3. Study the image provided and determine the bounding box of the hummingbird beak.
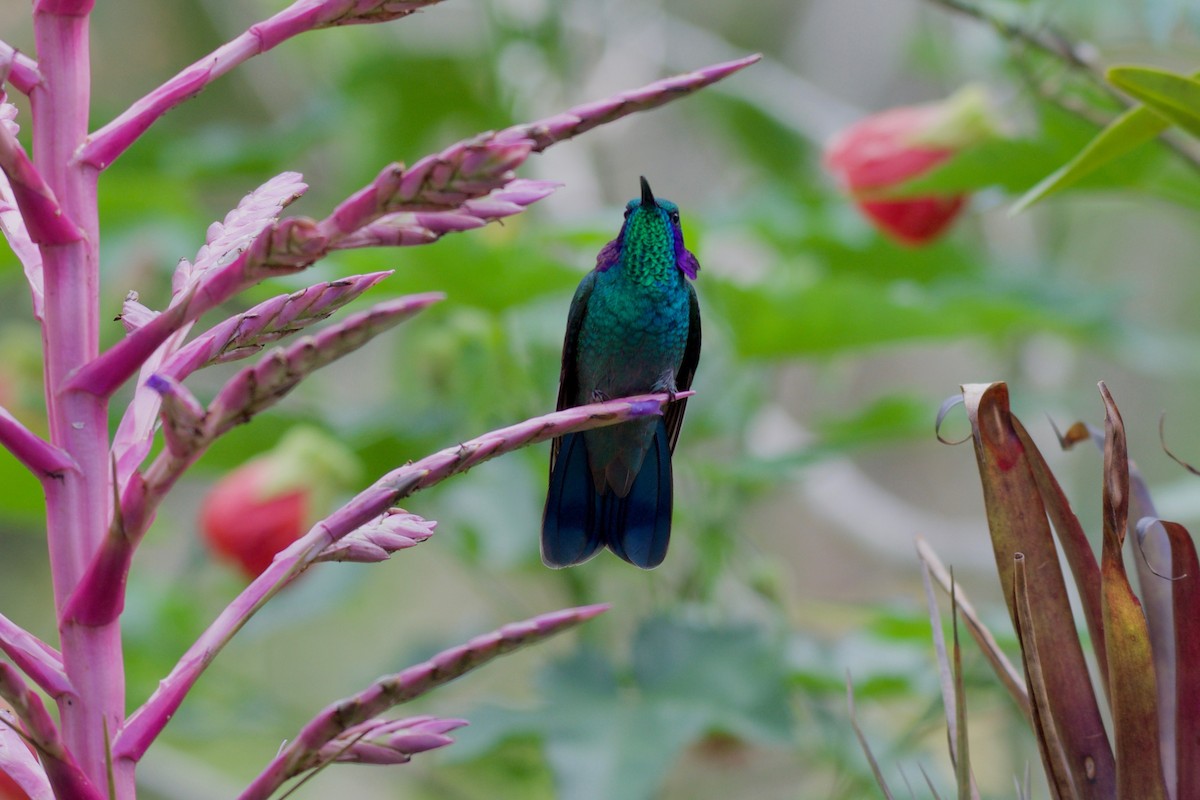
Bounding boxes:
[639,176,657,208]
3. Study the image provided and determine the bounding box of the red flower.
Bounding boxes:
[200,458,309,578]
[199,428,361,579]
[824,87,995,246]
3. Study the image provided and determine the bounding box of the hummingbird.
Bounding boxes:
[542,176,701,569]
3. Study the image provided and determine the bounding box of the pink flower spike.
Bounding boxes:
[145,375,206,457]
[330,180,560,250]
[180,171,308,292]
[205,293,444,437]
[315,715,467,765]
[163,271,393,378]
[498,54,761,151]
[117,291,159,334]
[316,509,437,563]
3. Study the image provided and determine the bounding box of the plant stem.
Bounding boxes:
[30,4,131,795]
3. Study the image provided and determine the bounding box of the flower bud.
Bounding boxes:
[824,86,997,246]
[199,427,361,578]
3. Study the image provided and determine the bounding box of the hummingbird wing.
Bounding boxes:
[664,281,700,453]
[549,270,596,467]
[543,271,604,568]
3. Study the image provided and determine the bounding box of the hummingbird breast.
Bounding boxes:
[575,269,691,402]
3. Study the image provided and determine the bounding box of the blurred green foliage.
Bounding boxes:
[3,0,1200,797]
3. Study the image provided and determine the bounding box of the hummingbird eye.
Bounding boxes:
[623,207,633,219]
[668,210,680,224]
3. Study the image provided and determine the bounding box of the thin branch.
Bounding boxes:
[0,40,42,94]
[113,391,687,763]
[915,536,1031,721]
[0,119,83,245]
[0,405,78,479]
[0,611,71,699]
[160,271,394,376]
[922,0,1200,173]
[922,0,1106,82]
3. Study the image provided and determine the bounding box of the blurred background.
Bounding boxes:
[3,0,1200,797]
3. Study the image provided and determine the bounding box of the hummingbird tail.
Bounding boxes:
[604,419,672,569]
[542,422,673,569]
[542,432,605,568]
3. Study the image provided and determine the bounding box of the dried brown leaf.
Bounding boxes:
[916,537,1030,722]
[1013,554,1077,800]
[1098,383,1167,800]
[961,382,1114,797]
[846,673,897,800]
[1146,518,1200,800]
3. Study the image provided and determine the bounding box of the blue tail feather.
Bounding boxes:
[542,432,604,567]
[542,422,673,569]
[605,419,672,569]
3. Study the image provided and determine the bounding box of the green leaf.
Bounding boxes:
[892,138,1068,195]
[1013,66,1200,212]
[1011,104,1173,212]
[893,98,1200,209]
[709,272,1112,359]
[1108,65,1200,139]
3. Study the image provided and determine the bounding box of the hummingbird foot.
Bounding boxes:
[653,370,680,402]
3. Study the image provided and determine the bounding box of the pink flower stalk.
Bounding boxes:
[823,86,997,246]
[0,0,756,793]
[109,171,311,492]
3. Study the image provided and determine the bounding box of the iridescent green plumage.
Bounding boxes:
[542,177,701,569]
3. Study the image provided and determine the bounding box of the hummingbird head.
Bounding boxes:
[622,175,679,229]
[597,176,699,279]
